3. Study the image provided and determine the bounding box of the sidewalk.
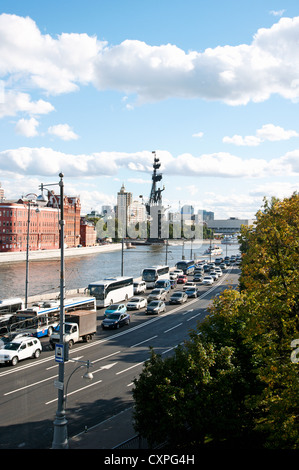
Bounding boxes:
[69,406,141,449]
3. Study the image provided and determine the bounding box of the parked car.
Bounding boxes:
[104,303,127,317]
[133,281,146,294]
[169,291,188,304]
[126,297,147,310]
[146,300,166,315]
[185,287,198,298]
[148,288,168,301]
[202,275,214,285]
[101,312,130,329]
[177,275,188,284]
[0,337,42,366]
[183,281,196,290]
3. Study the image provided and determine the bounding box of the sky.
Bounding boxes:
[0,0,299,219]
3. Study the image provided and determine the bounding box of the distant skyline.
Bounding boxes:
[0,1,298,218]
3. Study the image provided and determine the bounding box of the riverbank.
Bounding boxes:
[0,243,123,264]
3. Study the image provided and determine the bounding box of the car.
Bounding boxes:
[169,272,178,280]
[214,267,222,276]
[177,275,188,284]
[183,281,196,290]
[104,303,127,317]
[172,269,184,276]
[146,300,166,315]
[0,332,33,349]
[169,291,188,304]
[170,279,177,289]
[133,281,146,294]
[101,312,131,329]
[220,262,227,270]
[0,337,42,366]
[209,271,219,281]
[185,287,198,298]
[193,273,203,282]
[148,288,168,301]
[126,296,147,310]
[155,279,171,292]
[202,275,214,285]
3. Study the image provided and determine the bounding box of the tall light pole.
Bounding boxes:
[24,193,39,309]
[39,173,67,448]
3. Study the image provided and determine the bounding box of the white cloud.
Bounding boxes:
[192,132,204,138]
[0,147,298,180]
[47,123,79,141]
[270,10,286,17]
[223,123,299,146]
[15,117,39,137]
[0,90,54,118]
[1,14,299,106]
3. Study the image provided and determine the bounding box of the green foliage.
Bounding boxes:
[132,193,299,449]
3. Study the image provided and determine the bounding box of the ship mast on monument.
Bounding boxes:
[146,151,165,243]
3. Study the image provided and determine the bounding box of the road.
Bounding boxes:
[0,266,240,449]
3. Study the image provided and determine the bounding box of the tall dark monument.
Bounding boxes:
[146,151,165,243]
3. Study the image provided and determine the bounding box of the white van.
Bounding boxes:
[133,281,146,294]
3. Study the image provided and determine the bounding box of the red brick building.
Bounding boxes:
[0,190,81,252]
[80,218,96,247]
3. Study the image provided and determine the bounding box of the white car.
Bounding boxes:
[202,276,214,285]
[183,281,196,290]
[0,337,42,366]
[214,267,223,276]
[172,269,184,276]
[127,296,147,310]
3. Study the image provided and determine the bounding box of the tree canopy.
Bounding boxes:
[132,193,299,449]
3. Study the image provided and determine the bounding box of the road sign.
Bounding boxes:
[55,343,64,363]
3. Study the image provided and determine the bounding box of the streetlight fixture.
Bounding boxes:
[38,173,68,449]
[64,359,93,409]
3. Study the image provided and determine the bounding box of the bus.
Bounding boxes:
[142,265,170,288]
[88,277,134,308]
[9,296,96,338]
[0,298,24,315]
[175,260,195,275]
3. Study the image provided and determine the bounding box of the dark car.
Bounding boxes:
[101,312,130,329]
[146,300,166,315]
[169,291,188,304]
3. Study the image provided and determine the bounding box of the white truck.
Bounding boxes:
[50,310,97,349]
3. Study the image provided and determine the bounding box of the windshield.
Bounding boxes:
[142,269,157,281]
[3,343,20,350]
[105,313,120,320]
[89,285,105,300]
[149,301,159,306]
[107,304,119,310]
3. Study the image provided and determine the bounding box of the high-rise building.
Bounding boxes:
[116,184,132,235]
[0,182,4,201]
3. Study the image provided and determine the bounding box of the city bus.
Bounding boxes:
[9,296,96,338]
[88,277,134,308]
[0,298,24,315]
[175,260,195,275]
[141,265,170,288]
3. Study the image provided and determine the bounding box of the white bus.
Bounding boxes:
[141,265,170,288]
[9,296,96,338]
[88,277,134,308]
[0,298,24,314]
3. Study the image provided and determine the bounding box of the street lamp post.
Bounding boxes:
[39,173,67,448]
[24,193,39,309]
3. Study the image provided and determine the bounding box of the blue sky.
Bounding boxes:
[0,0,298,218]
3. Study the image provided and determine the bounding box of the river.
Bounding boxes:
[0,241,240,299]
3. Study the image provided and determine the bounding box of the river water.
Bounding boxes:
[0,241,240,299]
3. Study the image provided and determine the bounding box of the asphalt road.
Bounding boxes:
[0,266,240,449]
